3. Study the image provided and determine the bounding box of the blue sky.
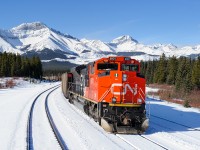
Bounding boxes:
[1,0,200,46]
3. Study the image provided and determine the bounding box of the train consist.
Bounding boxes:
[61,56,149,134]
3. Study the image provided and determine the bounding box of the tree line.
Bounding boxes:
[0,52,42,79]
[140,54,200,93]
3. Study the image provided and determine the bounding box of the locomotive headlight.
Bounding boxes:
[137,98,142,103]
[123,74,127,81]
[112,97,117,103]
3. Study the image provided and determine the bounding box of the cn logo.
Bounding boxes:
[111,83,137,95]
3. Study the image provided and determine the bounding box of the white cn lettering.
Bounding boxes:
[111,83,137,95]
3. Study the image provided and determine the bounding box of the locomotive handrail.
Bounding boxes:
[68,82,84,96]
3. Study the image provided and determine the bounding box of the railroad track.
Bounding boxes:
[45,86,68,150]
[151,114,200,131]
[115,114,200,150]
[150,116,200,148]
[116,134,169,150]
[115,134,140,150]
[139,134,168,150]
[27,85,68,150]
[66,99,168,149]
[65,100,126,149]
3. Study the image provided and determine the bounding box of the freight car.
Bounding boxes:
[62,56,149,134]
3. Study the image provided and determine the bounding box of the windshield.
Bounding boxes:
[122,64,139,71]
[97,63,118,70]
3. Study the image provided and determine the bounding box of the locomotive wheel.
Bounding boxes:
[98,117,101,126]
[68,94,73,104]
[83,104,89,115]
[68,97,72,104]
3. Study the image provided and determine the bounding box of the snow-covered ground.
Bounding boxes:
[0,81,200,150]
[0,80,59,149]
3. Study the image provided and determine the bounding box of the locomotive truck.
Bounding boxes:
[62,56,149,134]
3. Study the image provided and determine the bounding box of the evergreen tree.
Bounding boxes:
[0,52,7,77]
[175,57,192,93]
[30,56,43,79]
[15,55,22,76]
[0,52,43,78]
[145,60,157,84]
[34,56,43,79]
[175,57,185,91]
[10,54,16,76]
[183,58,193,93]
[145,61,151,84]
[140,60,146,76]
[0,53,3,76]
[166,56,178,85]
[192,56,200,89]
[154,53,167,84]
[150,60,157,83]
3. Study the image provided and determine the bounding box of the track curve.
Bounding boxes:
[45,87,68,150]
[27,85,68,150]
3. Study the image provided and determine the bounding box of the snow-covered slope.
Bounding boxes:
[0,22,200,65]
[9,22,79,54]
[109,35,138,52]
[0,29,22,54]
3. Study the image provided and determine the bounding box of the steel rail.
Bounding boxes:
[45,86,68,150]
[27,84,60,150]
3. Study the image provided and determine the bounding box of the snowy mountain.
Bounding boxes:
[0,22,200,66]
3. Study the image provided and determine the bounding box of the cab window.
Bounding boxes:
[97,63,118,70]
[122,64,139,71]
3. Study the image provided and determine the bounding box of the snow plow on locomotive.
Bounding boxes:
[62,56,149,134]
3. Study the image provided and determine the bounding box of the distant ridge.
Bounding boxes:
[0,22,200,67]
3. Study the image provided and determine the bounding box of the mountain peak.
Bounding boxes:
[111,35,138,44]
[11,22,48,31]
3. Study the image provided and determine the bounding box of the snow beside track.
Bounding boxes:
[0,80,58,149]
[48,88,135,150]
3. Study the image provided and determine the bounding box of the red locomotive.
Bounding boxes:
[62,56,149,133]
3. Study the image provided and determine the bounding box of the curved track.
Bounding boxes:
[45,87,68,150]
[27,85,68,150]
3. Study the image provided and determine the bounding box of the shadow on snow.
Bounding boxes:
[145,98,200,134]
